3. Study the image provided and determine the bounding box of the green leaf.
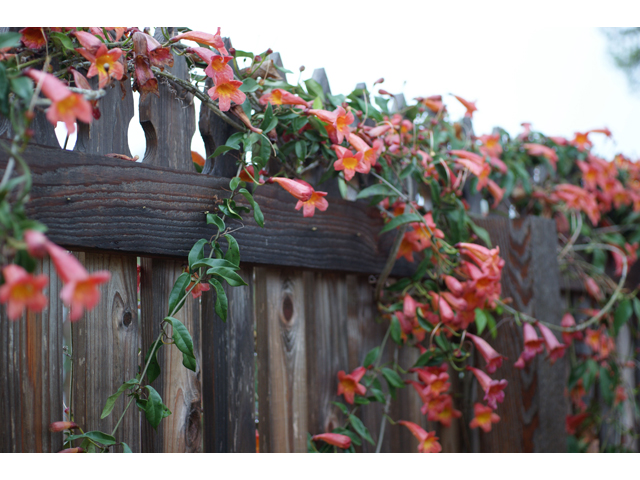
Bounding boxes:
[486,311,497,339]
[122,442,133,453]
[101,378,139,419]
[229,176,241,191]
[390,315,402,345]
[356,183,397,199]
[144,386,171,430]
[168,272,190,316]
[219,199,243,220]
[304,78,325,101]
[67,431,116,446]
[239,77,260,93]
[599,364,614,406]
[188,239,208,271]
[467,218,492,247]
[0,32,21,49]
[208,267,248,287]
[413,349,447,368]
[380,213,423,234]
[239,188,264,227]
[164,317,196,371]
[381,368,404,389]
[294,140,307,160]
[191,258,238,271]
[143,341,161,384]
[474,308,488,335]
[209,278,228,321]
[224,234,240,266]
[368,387,386,404]
[348,415,374,445]
[206,213,225,231]
[233,49,254,59]
[225,132,245,149]
[362,347,380,368]
[49,31,75,51]
[312,96,323,109]
[613,299,633,336]
[262,117,278,134]
[633,298,640,320]
[11,77,33,100]
[354,396,370,405]
[210,144,236,158]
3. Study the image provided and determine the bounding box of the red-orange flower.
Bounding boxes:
[171,28,228,55]
[453,94,477,118]
[187,273,210,299]
[311,433,351,449]
[397,421,442,453]
[269,177,314,202]
[20,27,47,49]
[296,190,329,218]
[208,80,246,112]
[308,106,353,144]
[0,264,48,320]
[469,403,500,432]
[466,333,506,374]
[514,322,545,369]
[24,69,93,134]
[337,366,367,404]
[332,145,369,181]
[561,313,583,345]
[467,366,507,410]
[187,47,234,84]
[49,421,79,433]
[77,44,124,88]
[259,88,309,107]
[46,243,111,321]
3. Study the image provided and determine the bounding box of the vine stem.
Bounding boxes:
[496,243,628,333]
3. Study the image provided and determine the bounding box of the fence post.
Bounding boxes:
[139,27,202,452]
[199,38,256,452]
[70,76,141,452]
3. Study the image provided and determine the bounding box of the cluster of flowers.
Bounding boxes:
[0,231,110,321]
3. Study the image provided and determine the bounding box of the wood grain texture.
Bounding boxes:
[0,258,64,452]
[1,141,418,277]
[139,28,202,453]
[304,272,349,439]
[255,267,308,452]
[71,254,140,451]
[70,76,140,452]
[474,216,568,452]
[201,266,255,452]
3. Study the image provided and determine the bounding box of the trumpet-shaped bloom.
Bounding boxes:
[308,107,353,144]
[208,80,246,112]
[46,243,111,321]
[571,132,592,151]
[397,421,442,453]
[24,229,49,258]
[171,28,228,55]
[453,95,477,118]
[347,133,381,166]
[469,403,500,433]
[311,433,351,449]
[187,273,210,299]
[466,333,506,374]
[337,366,367,404]
[478,134,502,158]
[77,44,124,88]
[296,190,329,218]
[332,145,368,181]
[467,366,507,410]
[536,322,567,364]
[583,276,602,301]
[565,412,589,435]
[49,421,79,433]
[24,69,93,134]
[523,143,558,170]
[269,177,314,202]
[187,47,234,84]
[0,264,48,320]
[20,27,48,49]
[259,88,309,107]
[514,322,545,369]
[74,31,103,54]
[561,313,583,345]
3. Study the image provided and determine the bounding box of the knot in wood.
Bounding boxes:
[122,310,133,327]
[281,295,294,324]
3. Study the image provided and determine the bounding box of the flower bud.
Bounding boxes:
[265,48,273,55]
[299,65,305,72]
[24,230,49,258]
[374,77,384,85]
[254,55,262,63]
[49,421,79,433]
[58,447,84,453]
[229,47,236,56]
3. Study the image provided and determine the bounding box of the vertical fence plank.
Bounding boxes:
[70,77,140,451]
[475,216,567,452]
[0,109,64,452]
[304,272,349,439]
[255,267,308,452]
[139,27,201,452]
[201,266,255,452]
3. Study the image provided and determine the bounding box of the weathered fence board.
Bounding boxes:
[70,77,140,452]
[474,216,568,452]
[139,28,202,453]
[255,267,308,452]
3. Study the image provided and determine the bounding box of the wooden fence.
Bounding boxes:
[1,28,633,453]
